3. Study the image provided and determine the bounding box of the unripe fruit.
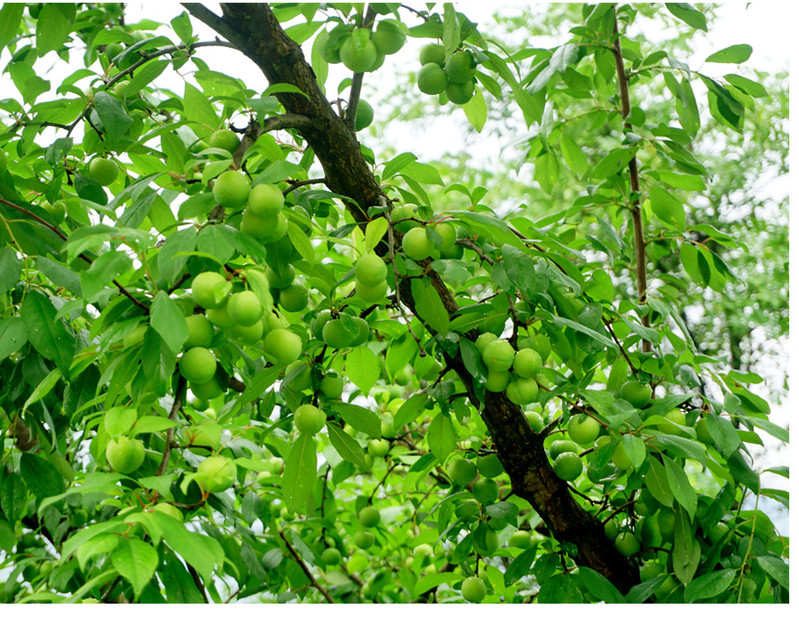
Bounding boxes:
[88,157,119,186]
[248,183,284,217]
[231,320,264,345]
[525,410,544,431]
[612,443,635,471]
[122,324,147,348]
[179,347,217,384]
[294,404,326,434]
[356,279,388,303]
[567,415,601,445]
[354,100,374,131]
[512,348,542,378]
[319,372,344,399]
[355,253,388,287]
[640,560,664,581]
[419,43,445,67]
[358,505,381,528]
[197,455,237,492]
[476,454,503,478]
[695,417,714,444]
[657,509,676,541]
[508,530,533,549]
[506,378,539,405]
[227,290,263,326]
[475,332,498,354]
[548,439,579,459]
[206,304,236,329]
[43,199,67,222]
[266,264,295,289]
[478,529,499,555]
[435,222,456,252]
[208,129,239,153]
[321,547,341,566]
[525,333,551,362]
[353,530,375,549]
[417,63,448,95]
[482,339,515,372]
[323,319,356,349]
[311,310,332,339]
[449,457,477,485]
[152,502,183,522]
[351,317,370,345]
[241,209,288,242]
[553,451,583,481]
[620,381,651,408]
[445,79,475,105]
[367,438,390,457]
[390,203,419,232]
[263,328,302,366]
[614,531,641,556]
[444,50,474,84]
[213,170,250,208]
[191,272,231,309]
[472,478,499,505]
[462,576,486,603]
[485,370,510,393]
[402,227,434,261]
[604,519,620,541]
[659,409,686,435]
[106,436,145,474]
[184,314,214,349]
[190,377,224,401]
[279,283,309,313]
[455,499,480,519]
[340,28,378,73]
[371,20,405,55]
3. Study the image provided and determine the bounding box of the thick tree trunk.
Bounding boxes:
[183,2,638,592]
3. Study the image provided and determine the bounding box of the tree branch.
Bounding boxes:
[612,9,651,353]
[278,529,335,603]
[157,374,187,476]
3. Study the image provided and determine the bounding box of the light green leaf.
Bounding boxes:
[462,85,487,132]
[327,423,366,468]
[330,402,381,438]
[663,456,697,519]
[131,416,180,435]
[364,217,388,252]
[150,291,188,355]
[665,4,708,31]
[0,4,24,52]
[756,556,789,590]
[649,185,686,230]
[287,221,315,264]
[673,507,701,584]
[23,367,61,411]
[346,346,380,395]
[706,44,752,64]
[283,434,317,513]
[183,83,218,139]
[427,413,456,462]
[111,538,158,597]
[36,3,76,56]
[644,456,674,508]
[560,132,588,177]
[411,277,449,335]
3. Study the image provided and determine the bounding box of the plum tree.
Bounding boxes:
[0,3,786,606]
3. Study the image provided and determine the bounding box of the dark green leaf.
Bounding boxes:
[21,291,74,373]
[665,4,708,31]
[756,556,789,590]
[706,44,752,64]
[411,278,449,335]
[0,247,21,295]
[663,456,697,519]
[111,538,158,597]
[93,92,133,141]
[0,318,27,360]
[684,569,735,602]
[327,423,366,468]
[330,402,381,438]
[150,291,188,355]
[427,413,456,462]
[36,3,76,56]
[578,567,625,603]
[283,434,317,514]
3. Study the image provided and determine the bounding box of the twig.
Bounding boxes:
[344,6,377,130]
[156,374,187,476]
[278,529,335,603]
[283,177,327,196]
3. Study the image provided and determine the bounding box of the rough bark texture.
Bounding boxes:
[183,2,638,592]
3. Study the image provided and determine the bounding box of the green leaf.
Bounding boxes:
[411,278,449,336]
[577,567,625,603]
[93,92,133,140]
[157,227,196,285]
[706,44,752,64]
[665,4,708,31]
[649,185,686,230]
[364,217,388,252]
[673,507,701,584]
[36,3,76,56]
[161,551,206,603]
[170,11,193,43]
[684,568,735,602]
[504,546,538,585]
[7,62,50,105]
[724,74,767,98]
[663,456,697,519]
[442,3,459,57]
[23,367,61,411]
[551,315,614,348]
[462,85,487,132]
[0,474,27,524]
[287,221,315,264]
[345,346,380,395]
[0,318,28,361]
[330,402,381,438]
[327,423,366,468]
[21,292,74,373]
[756,556,789,590]
[150,511,223,582]
[0,247,21,295]
[150,291,188,355]
[592,148,636,178]
[127,59,169,95]
[560,132,588,177]
[383,152,417,178]
[111,538,158,597]
[283,434,317,513]
[658,170,706,191]
[80,251,133,302]
[644,456,674,508]
[727,450,760,491]
[0,4,24,52]
[393,393,428,429]
[103,406,138,436]
[20,452,65,499]
[427,413,456,462]
[183,83,218,139]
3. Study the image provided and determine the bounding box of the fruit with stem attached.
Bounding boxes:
[323,319,357,349]
[88,157,119,186]
[620,381,651,408]
[197,455,237,492]
[553,452,583,481]
[476,454,503,478]
[417,63,448,95]
[213,170,250,208]
[461,576,487,603]
[482,339,515,372]
[106,436,145,474]
[371,20,405,55]
[367,439,390,457]
[294,404,326,434]
[614,531,641,556]
[449,457,477,485]
[512,348,542,378]
[248,183,284,217]
[525,410,544,431]
[319,372,344,399]
[209,129,239,153]
[354,100,374,131]
[567,415,601,445]
[402,227,434,261]
[179,347,217,384]
[445,50,474,83]
[191,272,231,309]
[419,43,445,66]
[279,283,309,313]
[506,377,539,405]
[472,478,499,505]
[340,28,377,72]
[358,505,381,527]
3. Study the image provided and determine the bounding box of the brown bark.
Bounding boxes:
[182,2,638,592]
